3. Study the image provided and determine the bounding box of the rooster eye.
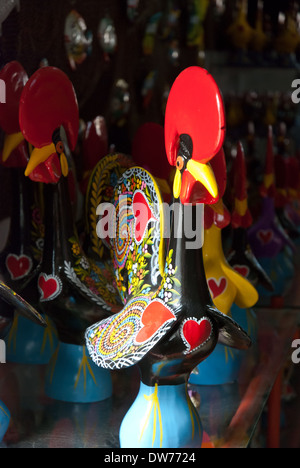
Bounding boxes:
[176,155,185,171]
[56,141,64,154]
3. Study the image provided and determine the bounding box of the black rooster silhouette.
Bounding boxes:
[85,67,251,448]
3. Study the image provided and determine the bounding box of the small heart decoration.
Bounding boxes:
[207,277,227,299]
[132,191,156,243]
[181,317,212,354]
[233,265,250,278]
[38,273,62,302]
[135,300,175,344]
[257,229,273,246]
[6,254,33,280]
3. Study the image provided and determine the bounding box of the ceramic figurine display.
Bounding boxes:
[226,0,254,65]
[249,0,268,65]
[247,127,295,306]
[0,281,46,443]
[127,0,140,22]
[274,123,300,242]
[84,152,134,265]
[0,61,57,364]
[161,0,181,67]
[85,67,251,448]
[186,0,209,64]
[98,15,117,62]
[227,141,274,293]
[284,153,300,242]
[19,66,122,403]
[274,1,300,69]
[64,10,92,71]
[143,12,162,57]
[189,146,258,386]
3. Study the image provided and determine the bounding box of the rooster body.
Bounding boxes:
[19,67,122,402]
[0,61,57,364]
[86,67,251,448]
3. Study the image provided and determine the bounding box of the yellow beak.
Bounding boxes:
[173,168,182,199]
[2,132,25,162]
[24,143,56,176]
[187,159,218,199]
[172,159,218,200]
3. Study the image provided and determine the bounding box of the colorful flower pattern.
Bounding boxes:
[68,235,121,308]
[111,168,164,304]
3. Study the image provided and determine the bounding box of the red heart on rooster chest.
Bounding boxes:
[132,191,156,243]
[135,300,175,344]
[182,318,212,353]
[6,254,33,280]
[38,273,62,302]
[233,265,250,278]
[207,277,227,299]
[257,229,273,245]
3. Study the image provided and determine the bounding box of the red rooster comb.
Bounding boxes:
[0,61,28,135]
[20,67,79,182]
[164,67,226,204]
[0,61,28,166]
[20,67,79,151]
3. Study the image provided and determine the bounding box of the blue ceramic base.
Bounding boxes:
[5,312,58,364]
[120,382,202,448]
[0,401,10,442]
[45,342,112,403]
[189,307,257,386]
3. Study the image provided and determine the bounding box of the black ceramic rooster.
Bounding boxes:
[19,66,123,403]
[85,67,251,448]
[0,61,57,364]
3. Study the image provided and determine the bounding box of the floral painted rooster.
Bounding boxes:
[85,67,251,448]
[19,66,123,403]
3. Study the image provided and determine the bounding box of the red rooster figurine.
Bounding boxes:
[85,67,251,448]
[0,61,57,364]
[228,141,274,292]
[19,66,122,403]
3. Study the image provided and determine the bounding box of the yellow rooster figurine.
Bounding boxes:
[227,0,254,64]
[275,1,300,68]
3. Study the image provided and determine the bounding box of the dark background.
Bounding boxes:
[0,0,298,221]
[0,0,296,124]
